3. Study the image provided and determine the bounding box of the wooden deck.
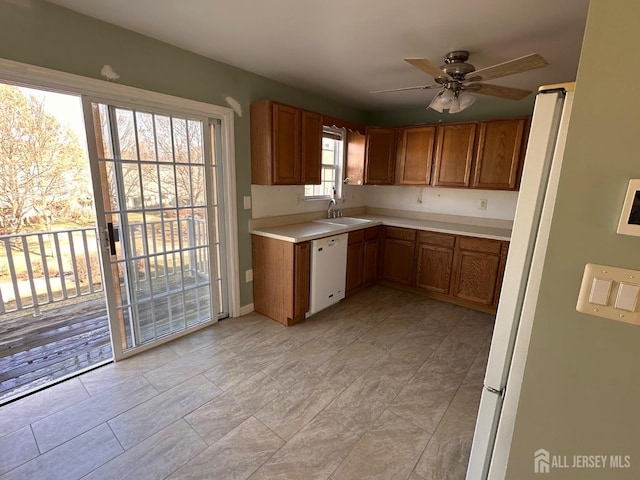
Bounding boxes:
[0,294,112,402]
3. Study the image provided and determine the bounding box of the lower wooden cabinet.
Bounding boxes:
[346,227,380,295]
[362,228,380,285]
[379,226,509,313]
[252,235,309,326]
[451,237,502,306]
[346,230,365,294]
[380,227,416,285]
[252,225,508,324]
[414,231,455,295]
[493,242,509,307]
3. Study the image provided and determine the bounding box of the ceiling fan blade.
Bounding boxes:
[467,83,532,100]
[465,53,548,82]
[370,84,441,94]
[405,58,452,81]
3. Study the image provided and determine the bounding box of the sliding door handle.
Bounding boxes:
[107,222,119,256]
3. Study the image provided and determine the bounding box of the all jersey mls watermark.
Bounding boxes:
[534,449,631,474]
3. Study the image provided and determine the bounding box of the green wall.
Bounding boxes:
[367,95,535,127]
[0,0,542,309]
[506,1,640,478]
[0,0,365,307]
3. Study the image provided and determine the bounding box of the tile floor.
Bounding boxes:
[0,285,493,480]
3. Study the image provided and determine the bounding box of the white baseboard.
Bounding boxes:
[238,303,254,316]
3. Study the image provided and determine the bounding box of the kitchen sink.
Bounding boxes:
[314,217,372,226]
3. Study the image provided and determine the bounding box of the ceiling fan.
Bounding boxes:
[372,50,548,113]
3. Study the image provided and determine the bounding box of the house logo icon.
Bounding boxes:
[535,448,550,474]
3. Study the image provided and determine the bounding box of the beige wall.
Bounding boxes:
[506,2,640,478]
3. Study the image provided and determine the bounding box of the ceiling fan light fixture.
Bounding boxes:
[440,88,455,103]
[448,97,462,114]
[448,91,476,113]
[428,91,446,113]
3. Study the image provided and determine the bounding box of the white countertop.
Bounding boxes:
[250,214,512,243]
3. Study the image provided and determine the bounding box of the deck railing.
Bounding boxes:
[0,227,102,316]
[0,217,208,316]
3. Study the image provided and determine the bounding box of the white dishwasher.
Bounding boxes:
[307,233,348,317]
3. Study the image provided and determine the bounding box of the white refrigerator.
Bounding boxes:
[466,84,575,480]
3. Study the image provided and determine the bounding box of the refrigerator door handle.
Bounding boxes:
[485,386,503,395]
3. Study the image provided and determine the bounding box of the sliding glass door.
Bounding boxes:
[82,99,228,359]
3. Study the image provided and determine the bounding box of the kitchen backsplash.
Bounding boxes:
[364,185,518,221]
[250,184,367,218]
[251,184,518,221]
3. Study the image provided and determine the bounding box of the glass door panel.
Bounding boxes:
[83,100,224,357]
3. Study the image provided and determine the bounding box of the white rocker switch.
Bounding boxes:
[615,282,640,312]
[589,277,612,305]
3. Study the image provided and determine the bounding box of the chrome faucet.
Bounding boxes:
[327,198,337,218]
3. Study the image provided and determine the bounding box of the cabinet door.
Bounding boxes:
[300,110,323,185]
[346,231,364,294]
[272,103,301,184]
[493,242,509,307]
[344,130,365,185]
[362,232,380,285]
[432,123,477,187]
[451,249,501,305]
[473,119,526,190]
[414,235,454,294]
[364,127,396,185]
[396,125,436,185]
[381,237,415,285]
[415,244,454,294]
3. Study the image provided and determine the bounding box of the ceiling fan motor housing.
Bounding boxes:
[436,50,476,82]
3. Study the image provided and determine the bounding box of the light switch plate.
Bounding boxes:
[577,263,640,325]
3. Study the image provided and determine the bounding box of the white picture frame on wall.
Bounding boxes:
[617,179,640,236]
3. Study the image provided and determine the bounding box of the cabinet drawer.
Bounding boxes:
[365,226,380,240]
[384,227,416,242]
[348,229,365,244]
[417,231,455,248]
[457,236,502,254]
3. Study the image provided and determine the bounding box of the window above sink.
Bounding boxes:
[304,126,345,200]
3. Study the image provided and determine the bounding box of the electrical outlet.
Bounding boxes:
[478,199,488,210]
[243,196,251,210]
[245,269,253,283]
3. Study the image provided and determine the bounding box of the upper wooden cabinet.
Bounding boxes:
[344,130,366,185]
[432,123,477,187]
[300,110,323,184]
[250,100,322,185]
[472,118,527,190]
[251,100,530,190]
[395,126,436,185]
[364,127,396,185]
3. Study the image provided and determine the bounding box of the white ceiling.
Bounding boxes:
[48,0,590,110]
